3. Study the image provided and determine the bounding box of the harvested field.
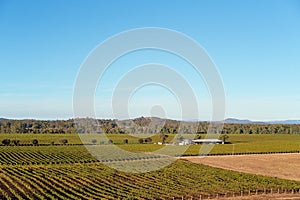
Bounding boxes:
[184,153,300,181]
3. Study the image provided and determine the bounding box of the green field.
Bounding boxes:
[1,133,299,157]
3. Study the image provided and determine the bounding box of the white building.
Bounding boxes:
[192,139,224,144]
[178,139,192,145]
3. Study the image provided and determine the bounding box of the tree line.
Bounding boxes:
[0,117,300,134]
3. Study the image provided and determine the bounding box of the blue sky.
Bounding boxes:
[0,0,300,120]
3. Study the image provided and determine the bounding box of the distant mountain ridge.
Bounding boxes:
[126,117,300,125]
[224,118,300,125]
[1,117,300,124]
[224,118,264,124]
[267,120,300,124]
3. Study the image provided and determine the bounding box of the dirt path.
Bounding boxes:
[183,153,300,181]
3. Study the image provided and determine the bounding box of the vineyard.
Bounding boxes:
[0,160,300,199]
[0,134,299,166]
[0,146,96,165]
[2,0,300,198]
[0,133,299,199]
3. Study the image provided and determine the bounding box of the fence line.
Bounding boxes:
[167,188,300,200]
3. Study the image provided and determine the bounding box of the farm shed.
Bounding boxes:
[178,139,193,145]
[192,139,224,144]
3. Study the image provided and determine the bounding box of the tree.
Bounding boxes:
[160,134,168,144]
[91,139,97,145]
[196,134,201,139]
[220,134,229,144]
[145,137,152,143]
[59,139,68,145]
[32,139,38,146]
[2,139,10,146]
[138,138,144,144]
[12,140,20,146]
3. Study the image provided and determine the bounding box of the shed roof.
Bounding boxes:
[192,139,223,142]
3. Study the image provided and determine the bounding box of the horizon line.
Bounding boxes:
[1,116,300,122]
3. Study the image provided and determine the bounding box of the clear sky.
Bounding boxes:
[0,0,300,120]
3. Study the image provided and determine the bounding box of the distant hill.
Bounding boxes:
[1,116,300,125]
[224,118,265,124]
[267,120,300,124]
[130,117,300,125]
[224,118,300,125]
